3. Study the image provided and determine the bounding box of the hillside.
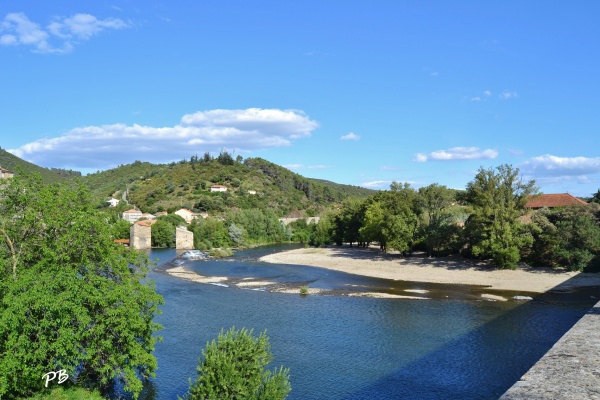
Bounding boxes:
[79,155,374,216]
[0,148,79,183]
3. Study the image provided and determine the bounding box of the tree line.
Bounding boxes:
[296,164,600,271]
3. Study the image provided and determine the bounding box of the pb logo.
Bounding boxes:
[42,370,69,387]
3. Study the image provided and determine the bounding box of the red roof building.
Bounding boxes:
[525,193,588,209]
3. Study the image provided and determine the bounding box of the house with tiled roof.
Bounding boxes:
[0,166,13,179]
[525,193,587,209]
[175,208,196,224]
[210,184,228,192]
[122,209,143,223]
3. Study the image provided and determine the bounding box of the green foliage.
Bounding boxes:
[299,286,309,295]
[152,219,176,248]
[21,386,104,400]
[464,164,537,269]
[185,327,290,400]
[359,183,421,253]
[112,218,131,240]
[80,157,372,217]
[418,184,462,256]
[0,174,163,399]
[191,218,231,249]
[228,223,245,246]
[0,150,71,184]
[528,204,600,271]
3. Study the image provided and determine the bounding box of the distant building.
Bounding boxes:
[107,198,120,207]
[155,211,168,217]
[525,193,587,209]
[141,213,156,220]
[247,190,257,195]
[0,166,13,179]
[210,185,228,192]
[175,208,196,224]
[122,209,143,223]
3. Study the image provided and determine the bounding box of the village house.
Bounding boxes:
[107,198,120,207]
[247,190,257,195]
[210,185,228,192]
[141,213,156,220]
[175,208,196,224]
[0,166,14,179]
[122,209,143,223]
[525,193,587,209]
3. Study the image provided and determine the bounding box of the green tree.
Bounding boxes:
[185,327,290,400]
[418,183,457,256]
[528,204,600,271]
[359,183,420,253]
[0,174,163,398]
[152,219,176,247]
[112,218,132,240]
[464,164,537,269]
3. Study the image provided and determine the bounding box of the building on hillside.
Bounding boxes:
[175,208,196,224]
[525,193,588,209]
[107,198,120,207]
[210,185,228,192]
[122,209,143,223]
[0,166,14,179]
[155,211,168,217]
[141,213,156,220]
[247,190,257,195]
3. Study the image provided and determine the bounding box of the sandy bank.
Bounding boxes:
[259,247,600,293]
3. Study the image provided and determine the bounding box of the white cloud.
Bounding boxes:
[8,108,319,169]
[520,155,600,177]
[499,91,518,100]
[414,147,498,162]
[0,12,130,53]
[469,90,492,102]
[361,180,391,188]
[340,132,360,141]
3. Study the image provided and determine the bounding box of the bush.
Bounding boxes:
[184,327,290,400]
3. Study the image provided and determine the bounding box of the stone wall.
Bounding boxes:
[176,227,194,250]
[130,223,151,249]
[500,300,600,399]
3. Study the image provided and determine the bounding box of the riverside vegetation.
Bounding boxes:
[85,154,600,271]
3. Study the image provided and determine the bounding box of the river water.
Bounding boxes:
[138,245,598,400]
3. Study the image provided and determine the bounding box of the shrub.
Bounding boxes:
[184,327,290,400]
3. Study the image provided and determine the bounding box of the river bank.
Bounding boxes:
[258,246,600,293]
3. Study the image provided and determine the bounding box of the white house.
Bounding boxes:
[0,166,14,179]
[175,208,196,224]
[107,198,120,207]
[210,185,228,192]
[141,213,156,220]
[122,209,143,223]
[247,190,257,195]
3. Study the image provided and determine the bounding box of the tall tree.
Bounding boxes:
[418,183,457,256]
[464,164,537,269]
[0,174,163,398]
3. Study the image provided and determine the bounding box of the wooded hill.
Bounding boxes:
[78,155,374,216]
[0,148,80,183]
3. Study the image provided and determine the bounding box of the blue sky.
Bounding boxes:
[1,1,599,196]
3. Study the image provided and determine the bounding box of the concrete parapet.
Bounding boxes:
[500,300,600,399]
[176,227,194,250]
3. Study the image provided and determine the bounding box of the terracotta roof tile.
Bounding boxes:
[525,193,587,208]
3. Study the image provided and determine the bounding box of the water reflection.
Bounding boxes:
[139,246,595,400]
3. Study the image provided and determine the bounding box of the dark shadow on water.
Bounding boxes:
[338,275,599,400]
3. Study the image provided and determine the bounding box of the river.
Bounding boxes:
[138,245,597,400]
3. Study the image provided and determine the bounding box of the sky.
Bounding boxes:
[1,1,599,197]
